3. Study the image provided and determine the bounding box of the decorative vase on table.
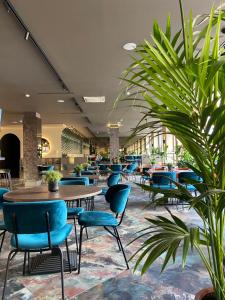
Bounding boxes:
[48,181,59,192]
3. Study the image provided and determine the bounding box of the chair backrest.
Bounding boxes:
[178,171,201,184]
[59,178,87,186]
[105,184,131,214]
[0,188,9,207]
[0,169,12,189]
[81,171,93,175]
[99,164,107,171]
[3,200,67,234]
[152,172,176,185]
[130,163,138,171]
[107,173,121,187]
[111,164,122,172]
[142,167,150,175]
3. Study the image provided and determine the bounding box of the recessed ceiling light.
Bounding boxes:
[83,96,105,103]
[19,120,23,123]
[12,121,18,124]
[57,99,65,103]
[122,42,137,51]
[25,94,30,98]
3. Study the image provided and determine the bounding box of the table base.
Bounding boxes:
[29,250,77,275]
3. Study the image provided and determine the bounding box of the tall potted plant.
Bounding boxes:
[119,1,225,299]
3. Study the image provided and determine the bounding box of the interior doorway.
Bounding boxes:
[0,133,20,178]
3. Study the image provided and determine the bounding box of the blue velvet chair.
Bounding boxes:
[78,184,131,273]
[150,171,177,204]
[2,200,72,300]
[99,164,110,175]
[38,165,54,176]
[178,171,202,196]
[59,179,87,252]
[111,164,122,173]
[0,188,10,252]
[101,173,121,195]
[123,163,138,180]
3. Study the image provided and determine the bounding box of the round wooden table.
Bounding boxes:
[4,185,102,202]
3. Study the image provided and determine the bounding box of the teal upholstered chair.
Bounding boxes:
[0,188,10,252]
[59,179,87,252]
[2,200,72,300]
[78,184,131,273]
[150,171,177,204]
[178,171,202,196]
[101,173,121,195]
[111,164,122,173]
[123,163,138,180]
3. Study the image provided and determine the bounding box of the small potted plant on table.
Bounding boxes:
[44,170,62,192]
[74,164,84,177]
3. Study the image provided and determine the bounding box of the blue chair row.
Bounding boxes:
[0,188,10,252]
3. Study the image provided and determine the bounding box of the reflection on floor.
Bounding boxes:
[0,178,210,299]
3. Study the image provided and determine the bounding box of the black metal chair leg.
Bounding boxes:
[23,251,27,275]
[2,249,17,300]
[78,226,84,274]
[114,228,129,269]
[57,247,65,300]
[85,227,89,239]
[65,239,71,273]
[0,230,6,252]
[113,227,121,251]
[73,218,79,253]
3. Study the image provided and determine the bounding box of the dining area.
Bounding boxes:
[0,168,132,300]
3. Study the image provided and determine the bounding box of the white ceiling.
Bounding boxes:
[0,0,222,137]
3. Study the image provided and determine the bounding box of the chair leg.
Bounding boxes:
[65,238,71,273]
[23,251,27,275]
[113,227,121,251]
[114,228,129,269]
[2,249,17,300]
[0,230,6,252]
[73,218,79,253]
[78,226,84,274]
[57,247,65,300]
[85,227,89,240]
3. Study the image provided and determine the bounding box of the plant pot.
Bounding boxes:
[195,288,216,300]
[76,172,81,177]
[48,181,59,192]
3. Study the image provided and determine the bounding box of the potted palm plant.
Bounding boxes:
[119,1,225,299]
[44,170,62,192]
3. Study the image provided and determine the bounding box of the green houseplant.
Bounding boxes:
[74,164,84,176]
[44,170,62,192]
[119,1,225,299]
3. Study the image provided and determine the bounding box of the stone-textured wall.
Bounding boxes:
[23,112,41,182]
[109,127,119,161]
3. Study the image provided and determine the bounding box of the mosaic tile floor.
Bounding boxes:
[0,178,211,299]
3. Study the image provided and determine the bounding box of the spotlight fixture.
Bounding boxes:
[122,42,137,51]
[25,94,30,98]
[57,99,65,103]
[25,31,30,40]
[83,96,105,103]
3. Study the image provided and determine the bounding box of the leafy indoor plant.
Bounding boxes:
[44,170,62,192]
[74,164,84,176]
[119,1,225,299]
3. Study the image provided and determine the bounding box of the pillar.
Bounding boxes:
[23,112,42,185]
[109,127,119,162]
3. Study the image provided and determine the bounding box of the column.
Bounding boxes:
[109,127,119,162]
[23,112,42,185]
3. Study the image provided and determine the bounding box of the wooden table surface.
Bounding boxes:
[4,185,102,202]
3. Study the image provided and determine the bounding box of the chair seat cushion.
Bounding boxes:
[0,220,6,230]
[11,223,73,250]
[183,184,196,192]
[151,184,177,190]
[78,211,118,227]
[67,207,84,216]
